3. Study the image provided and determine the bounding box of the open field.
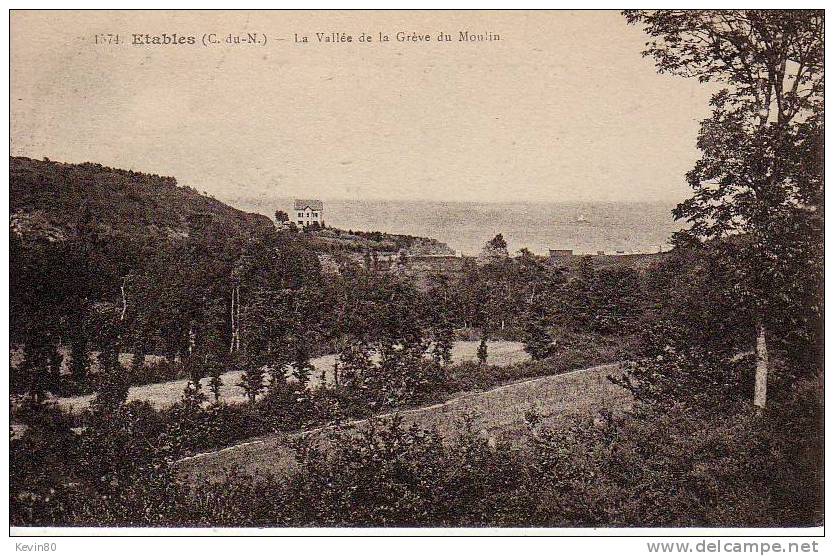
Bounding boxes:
[55,341,530,414]
[176,362,630,482]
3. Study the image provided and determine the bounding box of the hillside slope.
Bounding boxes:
[9,156,319,360]
[10,156,275,243]
[176,362,629,482]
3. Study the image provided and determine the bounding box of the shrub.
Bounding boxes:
[14,380,821,527]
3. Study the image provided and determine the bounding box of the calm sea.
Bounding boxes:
[227,197,684,257]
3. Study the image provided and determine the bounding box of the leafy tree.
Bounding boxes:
[129,346,146,378]
[336,338,373,392]
[639,246,754,358]
[208,366,223,404]
[11,237,77,398]
[432,317,454,366]
[477,333,489,365]
[617,245,770,416]
[259,369,301,432]
[181,378,207,412]
[523,301,554,360]
[67,296,93,385]
[625,9,824,407]
[160,379,221,458]
[511,248,549,306]
[91,357,129,413]
[274,210,289,223]
[47,348,63,395]
[480,233,510,262]
[613,346,752,414]
[566,256,596,331]
[290,340,314,389]
[488,233,507,251]
[69,330,91,384]
[588,267,642,334]
[238,356,265,405]
[19,340,54,407]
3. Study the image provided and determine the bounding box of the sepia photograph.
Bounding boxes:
[7,7,825,540]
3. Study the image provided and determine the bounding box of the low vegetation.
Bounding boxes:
[11,367,821,527]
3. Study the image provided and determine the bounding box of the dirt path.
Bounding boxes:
[176,362,629,482]
[56,341,530,414]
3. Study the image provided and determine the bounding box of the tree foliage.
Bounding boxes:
[626,9,823,357]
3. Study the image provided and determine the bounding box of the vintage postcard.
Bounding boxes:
[8,8,824,543]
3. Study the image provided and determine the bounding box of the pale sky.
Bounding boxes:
[11,10,717,204]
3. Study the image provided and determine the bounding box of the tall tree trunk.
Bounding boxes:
[120,276,128,321]
[230,286,236,353]
[188,322,196,355]
[48,344,63,395]
[753,321,769,409]
[230,285,241,353]
[234,286,240,352]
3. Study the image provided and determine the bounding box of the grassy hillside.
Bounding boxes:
[10,156,275,243]
[9,156,321,368]
[176,361,629,482]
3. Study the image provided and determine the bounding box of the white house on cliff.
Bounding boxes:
[294,199,323,227]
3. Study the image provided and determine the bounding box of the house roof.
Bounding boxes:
[294,199,323,211]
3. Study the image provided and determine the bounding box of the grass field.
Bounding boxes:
[176,361,630,483]
[56,341,531,414]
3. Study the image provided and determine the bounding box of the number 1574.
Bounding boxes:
[94,34,120,45]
